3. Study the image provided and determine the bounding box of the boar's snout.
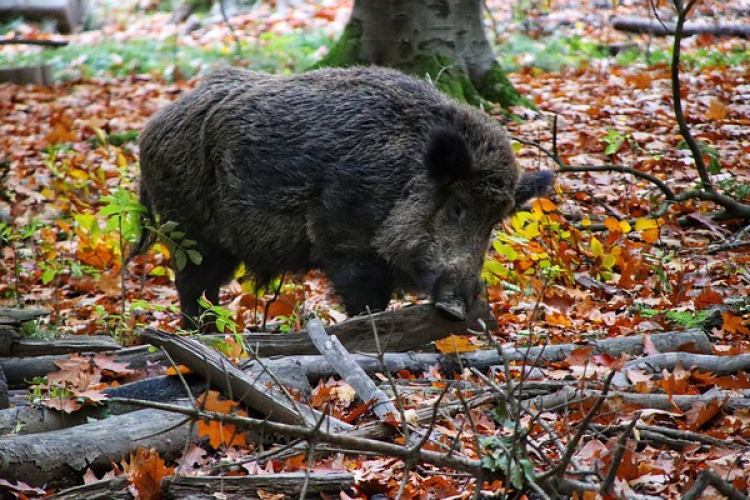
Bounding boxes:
[433,274,482,321]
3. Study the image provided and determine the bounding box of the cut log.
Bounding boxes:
[161,473,355,500]
[612,352,750,388]
[0,302,492,387]
[0,64,55,85]
[0,403,107,436]
[611,15,750,38]
[0,0,86,34]
[0,407,194,488]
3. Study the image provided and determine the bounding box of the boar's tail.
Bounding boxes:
[125,188,157,265]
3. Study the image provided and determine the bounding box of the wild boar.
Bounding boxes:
[136,66,552,327]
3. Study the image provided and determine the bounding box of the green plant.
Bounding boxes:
[0,220,46,305]
[196,296,239,334]
[603,129,627,156]
[480,434,537,490]
[27,376,75,404]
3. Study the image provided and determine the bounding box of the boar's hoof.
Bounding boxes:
[435,301,467,321]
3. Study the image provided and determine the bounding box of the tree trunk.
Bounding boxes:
[317,0,529,107]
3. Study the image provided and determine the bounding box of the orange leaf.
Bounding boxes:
[604,217,621,233]
[122,447,175,500]
[166,365,192,376]
[706,98,727,121]
[435,334,476,354]
[545,312,571,327]
[196,391,247,448]
[722,312,750,335]
[342,400,375,423]
[641,228,660,244]
[265,297,295,318]
[532,197,556,212]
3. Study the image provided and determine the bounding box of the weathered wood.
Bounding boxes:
[140,328,351,431]
[611,15,750,38]
[9,335,121,356]
[0,345,163,388]
[307,319,397,420]
[0,326,19,356]
[0,0,86,34]
[0,403,106,436]
[0,354,63,388]
[0,307,50,325]
[0,407,194,488]
[162,473,355,500]
[0,365,8,409]
[47,476,134,500]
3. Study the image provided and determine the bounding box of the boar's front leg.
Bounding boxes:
[323,256,394,317]
[174,244,239,330]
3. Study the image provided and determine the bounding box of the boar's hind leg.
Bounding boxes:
[324,258,394,317]
[175,246,239,330]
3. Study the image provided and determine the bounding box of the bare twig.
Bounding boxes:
[538,370,617,482]
[108,397,485,475]
[682,470,749,500]
[600,413,640,495]
[670,0,713,192]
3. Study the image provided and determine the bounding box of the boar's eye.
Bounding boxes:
[446,200,465,222]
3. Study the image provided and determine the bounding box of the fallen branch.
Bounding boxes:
[611,15,750,38]
[258,329,711,383]
[0,407,193,488]
[307,318,397,420]
[46,476,132,500]
[161,472,355,499]
[534,386,750,413]
[0,37,69,46]
[682,469,749,500]
[109,397,484,476]
[140,327,350,431]
[612,352,750,388]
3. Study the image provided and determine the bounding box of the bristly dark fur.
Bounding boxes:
[136,66,553,327]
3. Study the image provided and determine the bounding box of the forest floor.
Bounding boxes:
[1,0,750,498]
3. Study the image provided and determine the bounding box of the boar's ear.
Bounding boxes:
[424,128,472,186]
[515,171,554,208]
